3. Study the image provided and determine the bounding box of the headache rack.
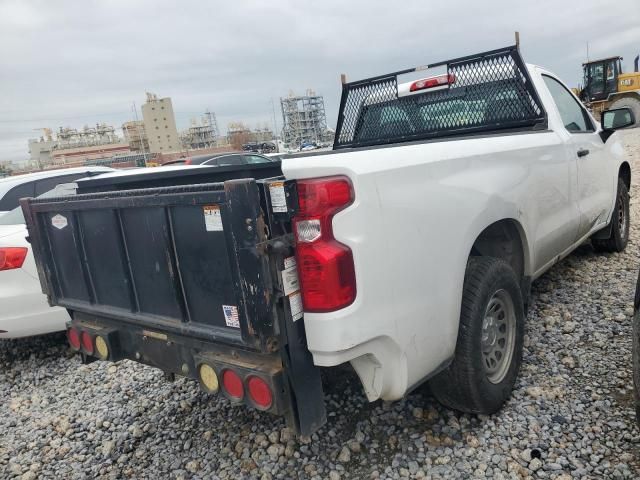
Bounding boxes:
[333,45,547,150]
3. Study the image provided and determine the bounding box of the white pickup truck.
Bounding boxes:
[23,45,635,436]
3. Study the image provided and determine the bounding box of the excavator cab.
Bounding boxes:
[581,56,623,102]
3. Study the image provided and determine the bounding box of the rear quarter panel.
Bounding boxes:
[282,131,566,399]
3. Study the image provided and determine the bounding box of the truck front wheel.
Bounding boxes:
[429,256,524,414]
[592,178,629,253]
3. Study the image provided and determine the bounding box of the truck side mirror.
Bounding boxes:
[600,107,635,142]
[602,107,635,130]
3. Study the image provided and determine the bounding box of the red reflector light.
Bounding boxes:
[247,376,273,410]
[0,247,28,271]
[293,177,356,312]
[67,328,81,350]
[409,73,456,92]
[80,331,94,354]
[222,370,244,400]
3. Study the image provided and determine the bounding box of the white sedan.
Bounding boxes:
[0,207,71,338]
[0,178,111,338]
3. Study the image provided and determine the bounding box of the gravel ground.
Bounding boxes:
[2,131,640,480]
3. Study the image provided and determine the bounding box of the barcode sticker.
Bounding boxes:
[269,181,287,213]
[281,256,300,296]
[289,292,303,321]
[203,205,223,231]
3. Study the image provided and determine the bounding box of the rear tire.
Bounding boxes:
[429,257,524,414]
[592,179,629,252]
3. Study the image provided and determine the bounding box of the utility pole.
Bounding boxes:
[132,101,148,166]
[271,98,280,153]
[586,41,590,62]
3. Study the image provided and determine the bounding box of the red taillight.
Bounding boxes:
[409,73,456,92]
[222,370,244,400]
[67,328,81,351]
[293,176,356,312]
[297,177,353,216]
[81,331,94,354]
[247,376,273,410]
[0,247,28,271]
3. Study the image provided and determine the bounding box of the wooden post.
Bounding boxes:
[515,31,520,49]
[340,73,347,85]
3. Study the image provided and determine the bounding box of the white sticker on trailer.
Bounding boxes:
[203,205,223,231]
[288,292,303,321]
[51,214,67,230]
[284,256,296,269]
[269,181,287,213]
[281,256,300,296]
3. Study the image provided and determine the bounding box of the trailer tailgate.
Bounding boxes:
[22,179,276,352]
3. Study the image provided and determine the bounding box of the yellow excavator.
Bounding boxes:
[574,55,640,119]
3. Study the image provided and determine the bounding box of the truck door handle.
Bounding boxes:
[577,148,590,158]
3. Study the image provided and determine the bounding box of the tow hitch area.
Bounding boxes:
[67,319,291,415]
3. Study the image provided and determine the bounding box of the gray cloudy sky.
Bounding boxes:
[1,0,639,163]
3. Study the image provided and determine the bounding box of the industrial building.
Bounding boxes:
[28,124,130,169]
[280,90,333,149]
[182,110,219,150]
[122,121,149,153]
[28,129,57,168]
[226,123,274,151]
[141,93,180,154]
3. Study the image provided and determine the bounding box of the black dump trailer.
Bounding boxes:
[21,162,326,436]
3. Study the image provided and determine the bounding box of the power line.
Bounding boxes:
[0,111,132,123]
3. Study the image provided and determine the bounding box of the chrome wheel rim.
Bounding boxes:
[618,191,627,238]
[481,289,516,384]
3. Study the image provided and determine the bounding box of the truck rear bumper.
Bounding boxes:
[68,315,293,416]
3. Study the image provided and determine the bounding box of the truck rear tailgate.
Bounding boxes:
[23,180,275,352]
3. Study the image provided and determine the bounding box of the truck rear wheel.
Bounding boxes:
[429,256,524,414]
[592,178,629,252]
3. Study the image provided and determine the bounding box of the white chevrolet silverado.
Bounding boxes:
[23,45,635,436]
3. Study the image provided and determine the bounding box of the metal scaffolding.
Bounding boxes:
[182,110,220,149]
[280,90,329,148]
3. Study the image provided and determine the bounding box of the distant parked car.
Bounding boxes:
[0,167,113,216]
[299,141,318,151]
[242,142,277,153]
[163,152,275,166]
[0,171,112,338]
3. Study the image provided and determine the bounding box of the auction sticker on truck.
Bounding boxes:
[269,181,287,213]
[203,205,223,231]
[222,305,240,328]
